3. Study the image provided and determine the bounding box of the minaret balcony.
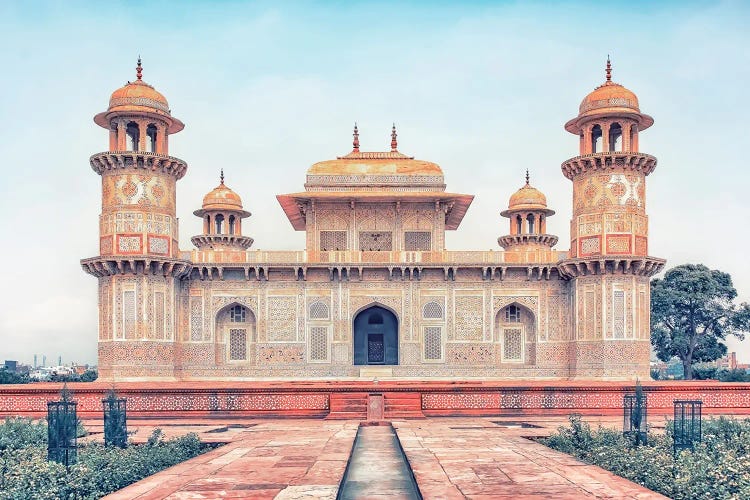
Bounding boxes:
[191,234,254,251]
[557,255,666,279]
[90,151,188,179]
[81,256,192,278]
[561,151,656,181]
[498,233,558,249]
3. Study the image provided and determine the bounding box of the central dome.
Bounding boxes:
[308,152,443,176]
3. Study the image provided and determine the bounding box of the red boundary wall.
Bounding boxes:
[1,381,749,419]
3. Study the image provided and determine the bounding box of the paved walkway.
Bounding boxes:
[393,418,668,499]
[102,416,668,499]
[103,420,358,499]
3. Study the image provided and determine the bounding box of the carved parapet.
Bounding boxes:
[81,256,192,278]
[556,256,666,279]
[498,233,558,249]
[90,151,188,180]
[561,152,657,181]
[191,234,254,250]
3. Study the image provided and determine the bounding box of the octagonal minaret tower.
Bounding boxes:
[81,59,191,381]
[192,170,254,251]
[558,59,665,379]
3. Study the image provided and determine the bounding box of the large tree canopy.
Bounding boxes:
[651,264,750,380]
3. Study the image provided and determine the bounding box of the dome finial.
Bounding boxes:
[136,55,143,81]
[353,123,360,152]
[605,55,612,83]
[220,168,225,185]
[391,123,398,152]
[525,169,530,185]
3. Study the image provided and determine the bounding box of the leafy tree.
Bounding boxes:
[651,264,750,380]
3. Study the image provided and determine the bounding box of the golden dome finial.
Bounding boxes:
[220,168,225,185]
[606,55,612,83]
[353,123,360,152]
[525,169,530,185]
[136,56,143,81]
[391,123,398,152]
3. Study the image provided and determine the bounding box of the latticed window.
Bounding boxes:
[359,232,392,251]
[404,231,431,251]
[424,326,443,361]
[503,327,523,362]
[320,231,347,251]
[309,301,330,320]
[504,305,521,323]
[422,301,444,320]
[229,305,246,323]
[613,290,625,339]
[229,329,247,360]
[309,326,329,362]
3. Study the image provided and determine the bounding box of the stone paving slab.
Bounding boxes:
[103,420,357,500]
[393,417,669,499]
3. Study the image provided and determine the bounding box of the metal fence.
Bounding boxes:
[623,393,648,445]
[674,400,702,456]
[47,400,77,467]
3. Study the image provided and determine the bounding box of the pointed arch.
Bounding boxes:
[352,304,399,365]
[215,301,257,363]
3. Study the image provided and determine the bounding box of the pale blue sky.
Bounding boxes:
[1,1,749,365]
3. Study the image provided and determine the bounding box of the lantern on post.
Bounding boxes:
[47,399,78,467]
[623,382,647,445]
[673,400,702,456]
[103,390,128,448]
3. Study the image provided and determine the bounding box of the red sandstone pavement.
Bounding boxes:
[98,416,669,499]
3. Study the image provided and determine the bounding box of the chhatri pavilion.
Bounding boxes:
[82,58,664,381]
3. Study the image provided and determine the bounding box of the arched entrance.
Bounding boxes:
[353,306,398,365]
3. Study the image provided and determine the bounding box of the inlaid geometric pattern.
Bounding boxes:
[580,236,601,256]
[148,235,169,255]
[503,327,523,362]
[190,297,203,341]
[422,301,444,319]
[613,290,625,339]
[309,301,330,320]
[404,231,431,251]
[123,290,135,340]
[309,326,329,362]
[319,231,347,251]
[607,235,630,254]
[117,235,142,254]
[359,231,392,251]
[229,329,247,361]
[154,291,165,339]
[454,295,483,341]
[424,326,443,361]
[268,296,297,341]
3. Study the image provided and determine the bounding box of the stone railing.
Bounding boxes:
[180,249,570,266]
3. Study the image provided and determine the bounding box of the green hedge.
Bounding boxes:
[0,418,214,499]
[541,415,750,499]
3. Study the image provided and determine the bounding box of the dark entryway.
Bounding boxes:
[353,306,398,365]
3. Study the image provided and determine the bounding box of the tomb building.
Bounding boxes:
[82,58,664,380]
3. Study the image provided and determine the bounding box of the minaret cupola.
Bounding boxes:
[93,57,184,155]
[498,171,557,250]
[192,170,253,251]
[565,57,653,155]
